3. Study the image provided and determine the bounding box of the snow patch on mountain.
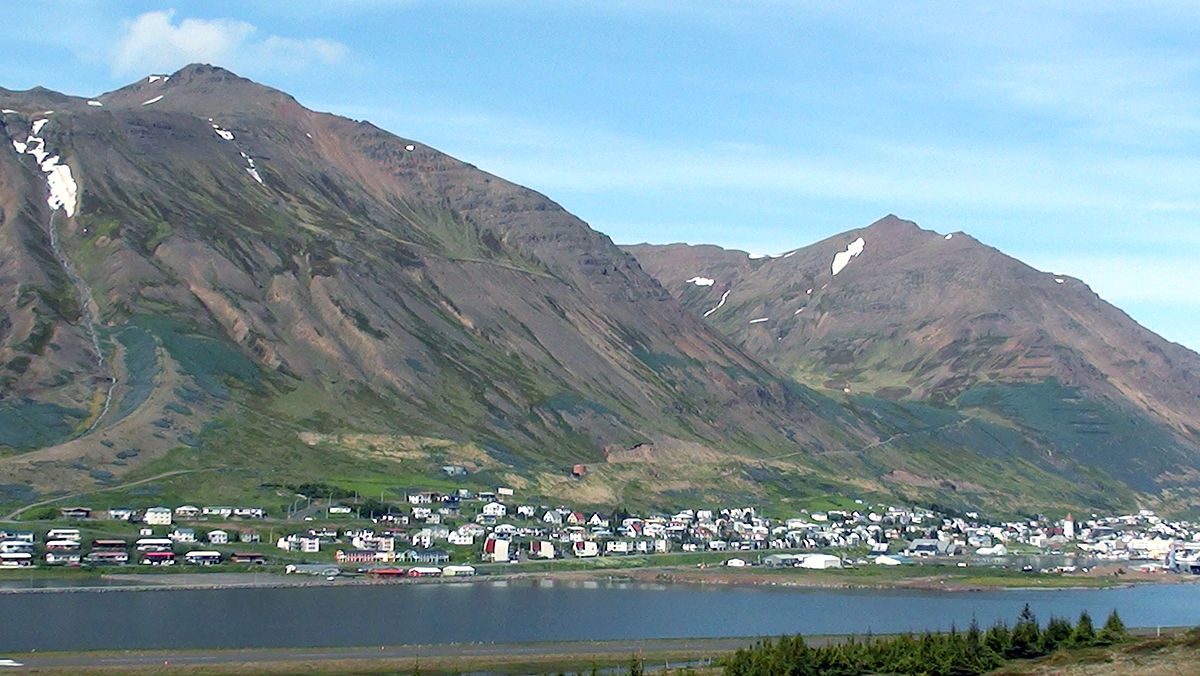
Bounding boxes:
[9,119,78,217]
[686,276,716,287]
[211,122,235,141]
[703,289,731,318]
[831,237,865,276]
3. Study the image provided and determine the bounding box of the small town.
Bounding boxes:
[4,486,1200,580]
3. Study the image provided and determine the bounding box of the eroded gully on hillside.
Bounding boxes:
[45,209,117,434]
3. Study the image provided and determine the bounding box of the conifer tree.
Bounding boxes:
[1008,603,1042,659]
[985,622,1011,658]
[1098,609,1128,645]
[1070,610,1096,647]
[1040,616,1073,653]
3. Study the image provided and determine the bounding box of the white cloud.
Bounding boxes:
[110,10,347,76]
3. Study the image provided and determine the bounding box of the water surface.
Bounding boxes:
[2,579,1198,651]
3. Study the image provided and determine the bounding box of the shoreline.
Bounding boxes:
[1,561,1194,595]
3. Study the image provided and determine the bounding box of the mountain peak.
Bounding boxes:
[866,213,918,231]
[98,63,299,117]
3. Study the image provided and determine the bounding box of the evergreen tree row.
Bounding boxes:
[722,606,1128,676]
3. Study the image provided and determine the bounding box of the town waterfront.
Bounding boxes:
[2,578,1199,652]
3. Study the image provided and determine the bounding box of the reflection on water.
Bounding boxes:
[1,578,1198,652]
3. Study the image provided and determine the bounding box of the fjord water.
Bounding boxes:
[2,580,1199,651]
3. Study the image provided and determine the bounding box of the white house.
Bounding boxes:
[143,507,172,526]
[482,501,507,518]
[169,528,196,543]
[174,505,200,520]
[572,540,599,558]
[207,530,229,545]
[447,531,475,546]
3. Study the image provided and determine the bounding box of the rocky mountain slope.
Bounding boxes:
[0,67,1186,514]
[625,216,1200,496]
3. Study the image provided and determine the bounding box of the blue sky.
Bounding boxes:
[4,2,1199,350]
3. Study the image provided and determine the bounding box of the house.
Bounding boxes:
[141,551,176,566]
[45,539,80,551]
[482,536,510,563]
[135,537,175,552]
[448,530,475,546]
[86,550,128,565]
[207,530,229,545]
[572,540,599,558]
[59,507,91,519]
[482,502,507,518]
[565,511,585,526]
[0,540,33,554]
[276,535,320,553]
[143,507,172,526]
[605,540,632,554]
[0,552,33,567]
[530,541,556,559]
[239,530,261,544]
[169,528,197,543]
[174,505,201,520]
[516,505,537,518]
[588,513,609,528]
[233,507,265,519]
[46,528,81,542]
[442,465,467,476]
[108,507,136,521]
[442,565,476,576]
[202,506,234,519]
[335,549,379,564]
[541,510,563,525]
[572,464,588,477]
[184,550,222,566]
[410,549,450,565]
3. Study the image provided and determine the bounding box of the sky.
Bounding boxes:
[3,2,1198,350]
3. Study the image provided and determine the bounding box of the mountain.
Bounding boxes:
[624,216,1200,498]
[0,65,900,512]
[0,66,1182,515]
